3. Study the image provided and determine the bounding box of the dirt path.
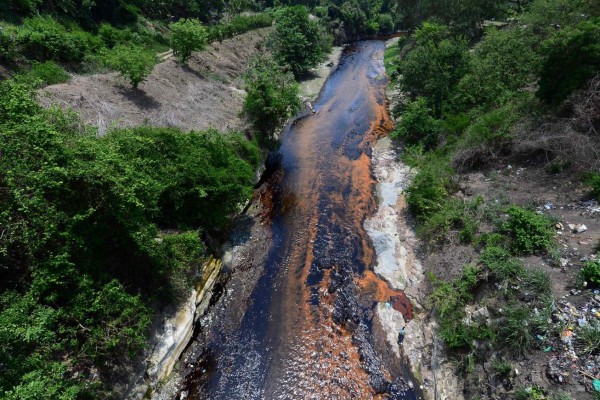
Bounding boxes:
[40,28,271,135]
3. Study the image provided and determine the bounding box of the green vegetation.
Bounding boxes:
[269,6,324,78]
[170,18,208,63]
[0,81,258,397]
[579,258,600,288]
[243,56,301,142]
[501,206,554,255]
[15,61,69,86]
[206,13,273,42]
[391,0,599,395]
[102,44,158,88]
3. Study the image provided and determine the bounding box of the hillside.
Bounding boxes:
[40,28,271,134]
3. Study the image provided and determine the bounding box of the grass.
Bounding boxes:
[577,319,600,355]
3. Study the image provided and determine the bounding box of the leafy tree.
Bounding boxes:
[169,18,208,63]
[399,22,469,114]
[537,19,600,104]
[391,97,441,148]
[453,28,540,110]
[102,44,157,88]
[269,5,323,78]
[243,56,301,141]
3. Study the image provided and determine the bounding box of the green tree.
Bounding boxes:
[103,44,157,88]
[169,18,208,63]
[537,19,600,104]
[399,22,469,114]
[270,5,323,78]
[243,56,301,141]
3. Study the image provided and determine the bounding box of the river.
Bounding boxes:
[179,40,418,400]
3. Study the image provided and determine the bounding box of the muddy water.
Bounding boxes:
[183,41,416,399]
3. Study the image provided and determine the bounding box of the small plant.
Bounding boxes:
[497,303,535,355]
[550,392,573,400]
[501,206,554,255]
[579,258,600,289]
[577,319,600,355]
[169,18,208,63]
[391,97,442,148]
[17,61,69,87]
[102,44,157,88]
[480,246,525,284]
[491,359,512,377]
[514,386,547,400]
[523,268,551,298]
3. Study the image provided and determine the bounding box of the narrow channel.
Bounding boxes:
[181,40,417,399]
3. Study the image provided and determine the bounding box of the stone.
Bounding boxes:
[575,224,588,233]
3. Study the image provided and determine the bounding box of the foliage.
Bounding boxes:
[16,61,70,87]
[169,18,208,63]
[585,173,600,200]
[537,19,600,104]
[102,44,157,88]
[480,246,525,284]
[391,97,441,148]
[405,154,454,220]
[496,303,536,355]
[243,56,301,142]
[377,13,394,35]
[269,5,323,77]
[579,258,600,288]
[418,197,483,244]
[0,81,257,396]
[453,28,540,111]
[206,13,273,42]
[501,206,554,255]
[398,22,469,114]
[577,319,600,355]
[428,265,493,349]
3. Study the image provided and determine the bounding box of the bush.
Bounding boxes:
[102,44,157,88]
[585,172,600,200]
[207,13,273,42]
[480,246,525,284]
[98,23,132,48]
[377,14,395,35]
[169,18,208,63]
[269,6,323,77]
[497,303,536,355]
[16,16,103,63]
[391,97,441,148]
[405,154,454,220]
[577,319,600,355]
[243,56,301,142]
[501,206,554,254]
[418,197,483,244]
[537,19,600,104]
[17,61,69,87]
[579,258,600,288]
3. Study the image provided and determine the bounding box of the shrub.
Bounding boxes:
[405,154,454,220]
[269,6,323,77]
[98,23,132,48]
[501,206,554,255]
[207,13,273,42]
[491,360,512,377]
[377,14,395,35]
[391,97,442,148]
[480,246,525,284]
[169,18,208,63]
[537,19,600,104]
[585,172,600,200]
[577,319,600,355]
[102,44,157,88]
[579,258,600,288]
[17,61,69,87]
[243,56,301,142]
[497,303,535,355]
[16,16,103,63]
[418,197,483,244]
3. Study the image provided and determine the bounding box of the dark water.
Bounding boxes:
[183,41,417,400]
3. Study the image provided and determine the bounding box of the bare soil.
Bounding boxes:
[39,28,271,135]
[422,160,600,399]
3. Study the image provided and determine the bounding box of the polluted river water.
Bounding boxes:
[179,40,419,399]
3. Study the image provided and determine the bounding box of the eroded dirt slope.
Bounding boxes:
[40,28,270,134]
